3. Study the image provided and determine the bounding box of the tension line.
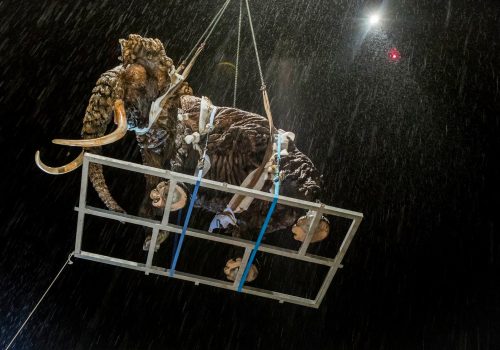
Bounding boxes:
[5,252,75,350]
[181,0,232,68]
[233,0,243,107]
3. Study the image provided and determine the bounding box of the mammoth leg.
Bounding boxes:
[219,212,263,283]
[137,121,184,251]
[221,219,260,283]
[138,97,188,251]
[221,204,299,283]
[224,257,259,283]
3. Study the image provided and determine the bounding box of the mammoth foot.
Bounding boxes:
[224,258,258,283]
[150,181,188,211]
[292,215,330,243]
[143,231,169,252]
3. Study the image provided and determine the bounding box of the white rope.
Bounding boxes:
[182,0,232,66]
[245,0,265,88]
[227,0,276,212]
[204,0,232,44]
[233,0,243,107]
[5,252,75,350]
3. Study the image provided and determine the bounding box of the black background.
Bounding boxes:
[1,0,499,349]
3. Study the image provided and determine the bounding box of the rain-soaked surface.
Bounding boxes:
[1,0,499,348]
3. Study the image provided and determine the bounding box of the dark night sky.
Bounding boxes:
[1,0,499,349]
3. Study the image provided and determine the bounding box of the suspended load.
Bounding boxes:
[33,0,363,307]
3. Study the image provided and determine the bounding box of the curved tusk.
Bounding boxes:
[35,150,84,175]
[52,99,127,147]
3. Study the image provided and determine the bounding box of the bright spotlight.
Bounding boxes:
[368,13,381,26]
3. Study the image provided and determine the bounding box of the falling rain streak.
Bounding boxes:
[0,0,499,349]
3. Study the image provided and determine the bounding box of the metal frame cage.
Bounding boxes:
[73,153,363,308]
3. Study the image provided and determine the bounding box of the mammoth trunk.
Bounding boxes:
[88,162,124,213]
[84,67,125,213]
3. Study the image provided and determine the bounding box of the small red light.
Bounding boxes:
[388,48,401,62]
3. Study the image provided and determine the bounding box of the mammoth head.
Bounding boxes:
[36,34,192,174]
[119,34,175,132]
[119,34,173,81]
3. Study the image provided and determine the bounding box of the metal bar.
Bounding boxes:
[161,180,177,225]
[74,155,90,254]
[76,206,336,266]
[169,172,204,277]
[232,248,251,289]
[152,266,315,307]
[165,224,337,266]
[79,206,161,228]
[298,207,323,255]
[337,218,363,259]
[76,251,144,271]
[84,154,362,219]
[242,285,315,306]
[314,218,362,306]
[145,180,178,272]
[153,268,316,307]
[167,224,337,267]
[85,153,173,180]
[75,251,316,307]
[144,228,159,275]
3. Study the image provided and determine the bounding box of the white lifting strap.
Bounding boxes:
[184,96,217,177]
[209,130,295,232]
[228,129,295,213]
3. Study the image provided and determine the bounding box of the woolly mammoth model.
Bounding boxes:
[36,34,330,282]
[36,34,193,213]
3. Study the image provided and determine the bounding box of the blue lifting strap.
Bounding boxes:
[170,209,183,266]
[169,106,218,277]
[238,133,281,292]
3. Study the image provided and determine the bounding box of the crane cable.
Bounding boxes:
[233,0,242,107]
[228,0,277,212]
[5,252,75,350]
[180,0,232,69]
[229,1,282,291]
[245,0,274,131]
